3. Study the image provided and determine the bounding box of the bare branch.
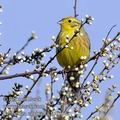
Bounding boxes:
[104,94,120,116]
[81,26,119,87]
[73,0,78,17]
[88,29,120,62]
[0,36,34,74]
[86,105,104,120]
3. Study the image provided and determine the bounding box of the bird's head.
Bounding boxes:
[58,16,81,31]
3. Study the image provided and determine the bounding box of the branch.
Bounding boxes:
[105,25,116,40]
[81,56,99,86]
[73,0,78,17]
[0,36,34,74]
[81,26,119,87]
[86,94,120,120]
[88,27,119,62]
[86,105,104,120]
[16,36,34,55]
[104,94,120,116]
[0,67,63,81]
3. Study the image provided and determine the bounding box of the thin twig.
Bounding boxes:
[16,36,34,55]
[86,94,120,120]
[88,28,119,62]
[73,0,78,17]
[105,25,116,39]
[84,56,120,120]
[0,36,34,74]
[0,94,4,97]
[82,56,99,86]
[81,26,119,87]
[86,105,104,120]
[4,48,11,57]
[104,94,120,116]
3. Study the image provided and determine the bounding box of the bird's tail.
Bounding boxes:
[67,70,80,92]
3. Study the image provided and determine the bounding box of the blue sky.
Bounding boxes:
[0,0,120,119]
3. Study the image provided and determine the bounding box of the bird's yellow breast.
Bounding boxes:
[56,30,90,69]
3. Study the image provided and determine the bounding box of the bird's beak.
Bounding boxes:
[57,19,62,25]
[74,21,80,25]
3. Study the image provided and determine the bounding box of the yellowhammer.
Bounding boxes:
[56,16,90,91]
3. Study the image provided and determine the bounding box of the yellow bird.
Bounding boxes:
[56,16,90,91]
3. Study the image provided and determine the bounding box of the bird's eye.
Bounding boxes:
[68,19,72,23]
